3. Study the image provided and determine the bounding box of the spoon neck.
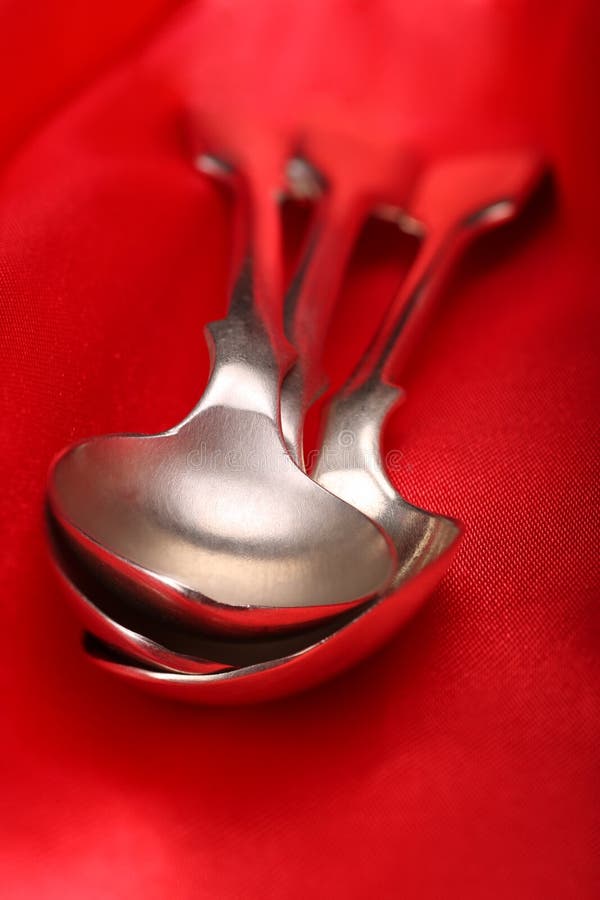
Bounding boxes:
[287,191,369,399]
[279,366,305,467]
[180,297,283,422]
[247,172,296,372]
[313,379,402,477]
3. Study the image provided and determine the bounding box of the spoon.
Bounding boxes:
[48,150,421,673]
[81,150,544,699]
[47,156,396,636]
[47,159,360,674]
[312,151,544,579]
[48,155,414,673]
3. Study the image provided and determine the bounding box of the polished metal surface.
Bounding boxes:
[48,512,359,674]
[80,528,457,704]
[47,159,395,636]
[78,151,545,701]
[280,150,418,468]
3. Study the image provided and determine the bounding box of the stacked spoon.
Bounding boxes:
[46,141,544,703]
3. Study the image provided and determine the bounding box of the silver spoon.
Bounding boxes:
[48,155,417,674]
[312,151,544,576]
[47,162,378,674]
[82,150,544,699]
[47,156,395,637]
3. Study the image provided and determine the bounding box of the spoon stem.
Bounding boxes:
[349,224,467,394]
[341,151,544,399]
[281,187,374,463]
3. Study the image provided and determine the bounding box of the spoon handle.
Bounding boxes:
[345,151,544,395]
[196,151,300,377]
[289,187,376,399]
[280,186,376,463]
[281,154,418,465]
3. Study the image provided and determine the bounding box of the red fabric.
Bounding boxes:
[1,1,599,897]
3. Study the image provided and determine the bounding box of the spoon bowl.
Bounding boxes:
[48,399,393,635]
[76,509,459,703]
[48,509,366,674]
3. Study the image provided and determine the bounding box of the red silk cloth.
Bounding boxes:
[1,1,598,896]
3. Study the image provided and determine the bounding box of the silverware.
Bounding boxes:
[47,150,418,674]
[79,150,544,701]
[47,152,416,674]
[47,157,395,637]
[47,154,406,673]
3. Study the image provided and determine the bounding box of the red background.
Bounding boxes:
[1,1,598,896]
